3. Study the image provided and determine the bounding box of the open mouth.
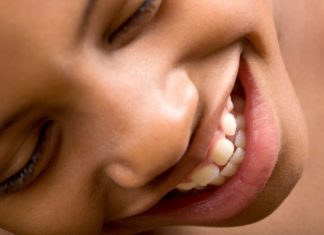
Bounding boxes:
[158,72,246,203]
[123,57,280,227]
[174,79,246,193]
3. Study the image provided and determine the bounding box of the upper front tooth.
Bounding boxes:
[221,113,237,136]
[211,138,235,166]
[191,164,220,186]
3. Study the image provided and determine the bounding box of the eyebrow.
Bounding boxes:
[78,0,98,37]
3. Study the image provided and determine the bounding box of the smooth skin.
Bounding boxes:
[0,0,317,234]
[153,0,324,234]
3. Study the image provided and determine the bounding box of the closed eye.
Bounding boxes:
[108,0,162,46]
[0,121,54,196]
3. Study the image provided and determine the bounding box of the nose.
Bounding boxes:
[105,69,199,189]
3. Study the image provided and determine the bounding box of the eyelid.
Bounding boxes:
[108,0,145,33]
[0,121,57,195]
[108,0,162,45]
[0,125,40,183]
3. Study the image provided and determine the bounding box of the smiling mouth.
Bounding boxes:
[174,79,246,192]
[120,57,280,228]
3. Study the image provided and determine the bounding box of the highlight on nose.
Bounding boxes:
[105,70,199,189]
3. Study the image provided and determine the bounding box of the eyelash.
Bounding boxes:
[0,121,53,196]
[108,0,158,43]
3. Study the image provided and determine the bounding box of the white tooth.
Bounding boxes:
[236,114,245,130]
[210,174,226,186]
[232,95,245,113]
[211,138,235,166]
[220,162,238,177]
[176,182,196,191]
[221,113,237,136]
[227,96,234,111]
[235,130,246,148]
[191,164,220,187]
[230,147,245,165]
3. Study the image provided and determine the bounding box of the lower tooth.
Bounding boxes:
[191,164,220,186]
[235,130,246,148]
[230,147,245,164]
[220,162,238,177]
[236,114,245,129]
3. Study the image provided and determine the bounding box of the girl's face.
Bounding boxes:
[0,1,307,234]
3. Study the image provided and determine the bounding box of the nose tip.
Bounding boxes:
[106,70,199,189]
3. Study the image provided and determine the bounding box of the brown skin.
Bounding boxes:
[0,0,313,234]
[153,0,324,234]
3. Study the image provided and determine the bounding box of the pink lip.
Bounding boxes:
[115,57,280,230]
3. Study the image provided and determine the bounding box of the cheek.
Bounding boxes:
[0,176,104,235]
[274,89,308,189]
[275,64,308,179]
[250,50,308,189]
[0,139,106,235]
[258,59,308,213]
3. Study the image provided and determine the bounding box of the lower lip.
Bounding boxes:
[121,59,280,228]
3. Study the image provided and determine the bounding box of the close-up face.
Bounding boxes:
[0,1,308,234]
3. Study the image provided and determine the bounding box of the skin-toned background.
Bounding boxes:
[151,0,324,234]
